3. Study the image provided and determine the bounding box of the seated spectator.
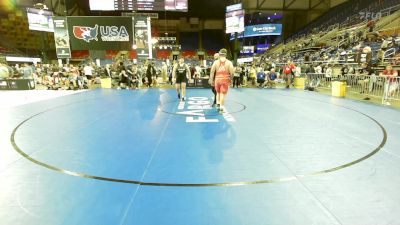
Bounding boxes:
[118,69,129,89]
[266,69,278,88]
[256,70,266,88]
[20,63,34,79]
[129,64,139,89]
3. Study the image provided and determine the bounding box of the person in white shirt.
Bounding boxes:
[325,65,333,87]
[314,64,323,74]
[83,64,94,80]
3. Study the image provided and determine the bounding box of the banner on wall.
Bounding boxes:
[240,46,254,54]
[53,17,71,58]
[244,24,282,37]
[256,44,270,53]
[67,16,133,50]
[230,24,282,40]
[134,16,151,59]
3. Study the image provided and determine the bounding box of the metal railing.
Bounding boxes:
[303,73,400,105]
[383,48,397,63]
[380,4,400,17]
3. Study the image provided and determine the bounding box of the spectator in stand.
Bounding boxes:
[358,62,375,100]
[249,66,257,86]
[20,63,34,79]
[367,19,376,33]
[118,68,129,89]
[256,70,266,88]
[146,63,156,88]
[314,64,323,74]
[130,64,139,89]
[266,68,278,88]
[104,64,112,77]
[282,60,296,88]
[240,65,246,87]
[0,63,10,79]
[380,64,398,105]
[161,62,168,83]
[233,66,241,88]
[381,37,389,50]
[83,63,94,80]
[325,65,333,87]
[294,65,302,77]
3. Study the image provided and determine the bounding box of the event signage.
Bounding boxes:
[122,12,159,19]
[256,44,270,53]
[244,24,282,37]
[134,16,151,59]
[53,17,71,58]
[240,46,254,54]
[67,16,133,50]
[27,8,54,32]
[225,9,245,34]
[230,24,282,40]
[226,3,242,12]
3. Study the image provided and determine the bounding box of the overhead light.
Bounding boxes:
[132,44,137,49]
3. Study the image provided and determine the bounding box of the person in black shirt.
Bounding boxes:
[358,62,374,100]
[172,57,191,101]
[146,63,156,87]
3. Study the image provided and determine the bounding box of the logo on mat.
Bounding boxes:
[175,97,235,123]
[73,25,98,43]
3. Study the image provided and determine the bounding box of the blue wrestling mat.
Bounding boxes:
[1,88,399,225]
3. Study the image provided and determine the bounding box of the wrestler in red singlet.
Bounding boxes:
[209,48,234,113]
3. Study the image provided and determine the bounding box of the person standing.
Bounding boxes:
[172,57,191,101]
[233,65,241,88]
[146,63,156,87]
[282,60,296,88]
[130,64,139,89]
[209,48,234,113]
[83,63,94,80]
[104,64,112,77]
[210,53,219,106]
[161,62,168,83]
[380,65,398,106]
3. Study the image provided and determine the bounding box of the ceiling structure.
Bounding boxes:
[242,0,348,12]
